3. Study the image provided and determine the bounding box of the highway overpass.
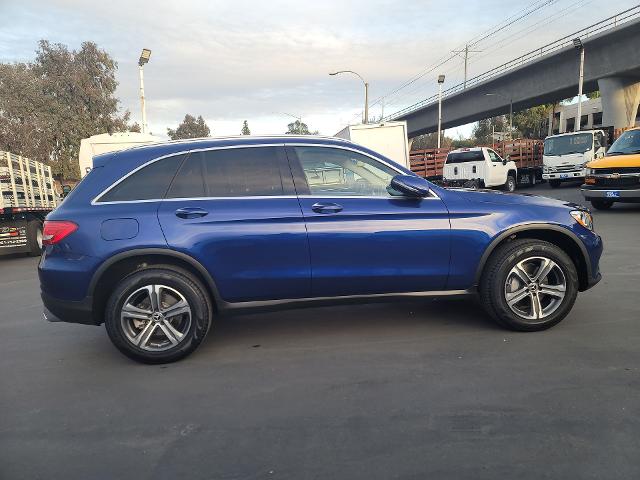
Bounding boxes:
[392,12,640,138]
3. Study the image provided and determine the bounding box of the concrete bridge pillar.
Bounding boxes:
[598,77,640,129]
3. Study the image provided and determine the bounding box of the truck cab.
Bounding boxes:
[443,147,518,191]
[543,130,606,187]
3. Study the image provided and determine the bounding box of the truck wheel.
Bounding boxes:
[590,199,613,210]
[27,220,43,256]
[104,265,212,364]
[480,239,579,331]
[503,175,516,192]
[549,179,561,188]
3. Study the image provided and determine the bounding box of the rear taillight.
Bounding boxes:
[42,220,78,246]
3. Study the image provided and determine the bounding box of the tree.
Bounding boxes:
[167,114,211,140]
[241,120,251,135]
[512,105,552,139]
[0,40,135,179]
[411,132,453,150]
[473,116,507,144]
[286,120,318,135]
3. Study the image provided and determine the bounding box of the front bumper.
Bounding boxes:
[542,170,585,180]
[41,290,98,325]
[581,187,640,200]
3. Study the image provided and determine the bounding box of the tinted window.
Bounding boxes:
[295,147,398,197]
[98,154,185,202]
[167,154,205,198]
[168,147,284,198]
[487,150,502,162]
[446,151,484,164]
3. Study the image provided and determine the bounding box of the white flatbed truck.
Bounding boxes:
[0,151,58,256]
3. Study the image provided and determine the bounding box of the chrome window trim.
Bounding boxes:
[91,142,440,205]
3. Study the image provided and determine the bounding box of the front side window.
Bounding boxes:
[488,150,502,162]
[294,147,398,197]
[168,147,284,198]
[98,154,186,202]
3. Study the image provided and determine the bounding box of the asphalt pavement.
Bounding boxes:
[1,183,639,479]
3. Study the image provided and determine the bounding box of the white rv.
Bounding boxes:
[78,132,162,178]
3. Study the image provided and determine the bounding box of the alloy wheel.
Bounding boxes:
[120,284,192,351]
[504,256,566,322]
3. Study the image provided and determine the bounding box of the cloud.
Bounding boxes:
[2,0,638,137]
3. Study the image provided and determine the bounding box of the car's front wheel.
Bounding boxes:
[480,239,579,331]
[105,266,212,363]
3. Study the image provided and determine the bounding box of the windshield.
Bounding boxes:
[607,129,640,155]
[544,133,593,156]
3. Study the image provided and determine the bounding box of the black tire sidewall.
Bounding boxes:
[484,241,579,331]
[26,220,43,257]
[105,268,211,363]
[506,175,516,192]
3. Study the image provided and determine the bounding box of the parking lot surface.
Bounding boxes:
[1,183,639,479]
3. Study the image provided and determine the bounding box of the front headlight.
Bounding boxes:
[571,210,594,231]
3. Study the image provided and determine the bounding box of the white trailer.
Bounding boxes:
[1,151,58,256]
[79,132,162,178]
[335,122,410,169]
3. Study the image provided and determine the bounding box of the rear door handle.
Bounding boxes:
[311,202,343,214]
[175,207,208,219]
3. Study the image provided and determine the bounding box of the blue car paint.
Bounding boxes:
[39,136,603,323]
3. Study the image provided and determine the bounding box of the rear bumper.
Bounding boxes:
[581,187,640,200]
[41,290,98,325]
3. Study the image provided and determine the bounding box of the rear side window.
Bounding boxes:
[168,147,284,198]
[446,151,484,164]
[98,154,186,202]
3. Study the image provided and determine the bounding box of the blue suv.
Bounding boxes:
[39,136,603,363]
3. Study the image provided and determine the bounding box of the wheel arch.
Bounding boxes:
[89,248,222,325]
[475,224,592,291]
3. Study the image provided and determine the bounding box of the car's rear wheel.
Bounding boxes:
[590,198,613,210]
[480,239,579,331]
[105,266,212,364]
[27,220,43,256]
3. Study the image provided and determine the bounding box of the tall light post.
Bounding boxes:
[329,70,369,124]
[573,37,585,132]
[437,75,445,149]
[485,92,513,140]
[138,48,152,134]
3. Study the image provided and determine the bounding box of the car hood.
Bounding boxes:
[448,188,582,210]
[587,153,640,169]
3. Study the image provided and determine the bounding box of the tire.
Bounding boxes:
[26,220,43,256]
[549,179,561,188]
[104,265,212,364]
[480,239,579,332]
[503,175,516,192]
[590,199,613,210]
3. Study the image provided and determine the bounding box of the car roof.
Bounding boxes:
[92,135,357,169]
[449,147,484,153]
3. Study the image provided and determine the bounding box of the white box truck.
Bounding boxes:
[542,130,607,188]
[1,151,58,256]
[335,122,410,169]
[79,132,162,178]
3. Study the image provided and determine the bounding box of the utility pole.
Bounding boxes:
[573,38,585,132]
[437,75,445,149]
[453,44,482,89]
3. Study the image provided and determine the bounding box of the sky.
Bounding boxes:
[1,0,638,139]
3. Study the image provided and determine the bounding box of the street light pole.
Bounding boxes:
[138,48,152,134]
[329,70,369,124]
[437,75,445,149]
[573,38,585,132]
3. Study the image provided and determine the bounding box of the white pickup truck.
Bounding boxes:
[443,147,517,191]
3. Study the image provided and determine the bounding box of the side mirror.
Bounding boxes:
[390,175,430,197]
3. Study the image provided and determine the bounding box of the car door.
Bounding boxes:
[286,144,451,298]
[157,145,310,303]
[487,149,506,186]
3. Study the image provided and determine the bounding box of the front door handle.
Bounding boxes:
[311,202,343,214]
[175,207,208,219]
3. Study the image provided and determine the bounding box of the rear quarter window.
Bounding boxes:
[97,154,186,202]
